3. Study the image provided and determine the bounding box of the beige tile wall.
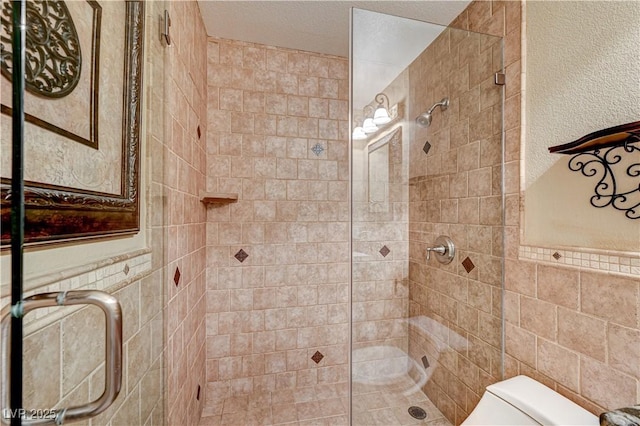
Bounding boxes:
[200,2,639,422]
[203,38,350,410]
[505,260,640,414]
[403,0,637,421]
[163,1,209,425]
[406,4,506,422]
[3,252,163,426]
[445,0,640,419]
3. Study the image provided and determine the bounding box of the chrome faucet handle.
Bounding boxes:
[426,245,446,260]
[425,236,455,264]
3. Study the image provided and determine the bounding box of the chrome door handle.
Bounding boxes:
[1,290,122,425]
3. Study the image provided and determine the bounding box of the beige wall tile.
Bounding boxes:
[558,308,606,362]
[468,168,492,197]
[127,323,153,389]
[520,296,556,341]
[23,324,61,408]
[505,322,536,367]
[62,307,105,395]
[458,197,480,224]
[537,265,579,309]
[537,338,579,392]
[608,323,640,379]
[504,290,520,325]
[581,357,638,409]
[581,271,638,328]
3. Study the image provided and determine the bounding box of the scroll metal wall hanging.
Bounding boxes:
[0,1,145,246]
[549,121,640,220]
[1,0,101,148]
[1,1,82,97]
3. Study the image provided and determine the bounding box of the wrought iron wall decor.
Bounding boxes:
[0,0,101,148]
[0,1,144,246]
[549,121,640,220]
[1,0,82,97]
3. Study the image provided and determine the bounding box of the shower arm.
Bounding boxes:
[427,98,449,115]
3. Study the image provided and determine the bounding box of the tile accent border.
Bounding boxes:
[0,250,152,332]
[519,245,640,277]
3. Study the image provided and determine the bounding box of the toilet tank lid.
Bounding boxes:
[486,376,599,426]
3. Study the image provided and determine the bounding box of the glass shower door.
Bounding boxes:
[350,8,504,425]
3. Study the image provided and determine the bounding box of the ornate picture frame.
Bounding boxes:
[0,1,145,246]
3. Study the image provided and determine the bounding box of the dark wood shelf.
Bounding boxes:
[549,121,640,155]
[199,192,238,204]
[547,120,640,220]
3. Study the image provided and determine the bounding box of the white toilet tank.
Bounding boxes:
[461,375,599,425]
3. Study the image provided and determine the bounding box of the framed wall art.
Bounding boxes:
[0,0,144,246]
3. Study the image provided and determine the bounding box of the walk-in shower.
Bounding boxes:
[415,97,449,128]
[351,8,505,425]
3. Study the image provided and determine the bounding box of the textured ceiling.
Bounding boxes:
[352,8,447,109]
[197,1,471,109]
[198,1,470,57]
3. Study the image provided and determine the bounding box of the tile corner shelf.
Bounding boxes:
[199,192,238,204]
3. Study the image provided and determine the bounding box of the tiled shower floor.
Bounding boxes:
[199,383,349,425]
[352,375,451,426]
[199,379,451,425]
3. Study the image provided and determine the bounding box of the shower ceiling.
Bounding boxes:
[197,1,472,109]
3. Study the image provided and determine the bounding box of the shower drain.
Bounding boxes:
[408,406,428,420]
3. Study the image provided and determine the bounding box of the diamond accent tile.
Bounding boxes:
[422,141,432,155]
[123,264,130,275]
[311,143,325,157]
[379,245,391,257]
[553,251,562,260]
[462,257,475,273]
[311,351,324,364]
[173,267,181,287]
[235,249,249,263]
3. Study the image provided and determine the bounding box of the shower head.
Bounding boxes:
[415,98,449,128]
[416,112,433,128]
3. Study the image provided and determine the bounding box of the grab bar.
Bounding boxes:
[1,290,122,425]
